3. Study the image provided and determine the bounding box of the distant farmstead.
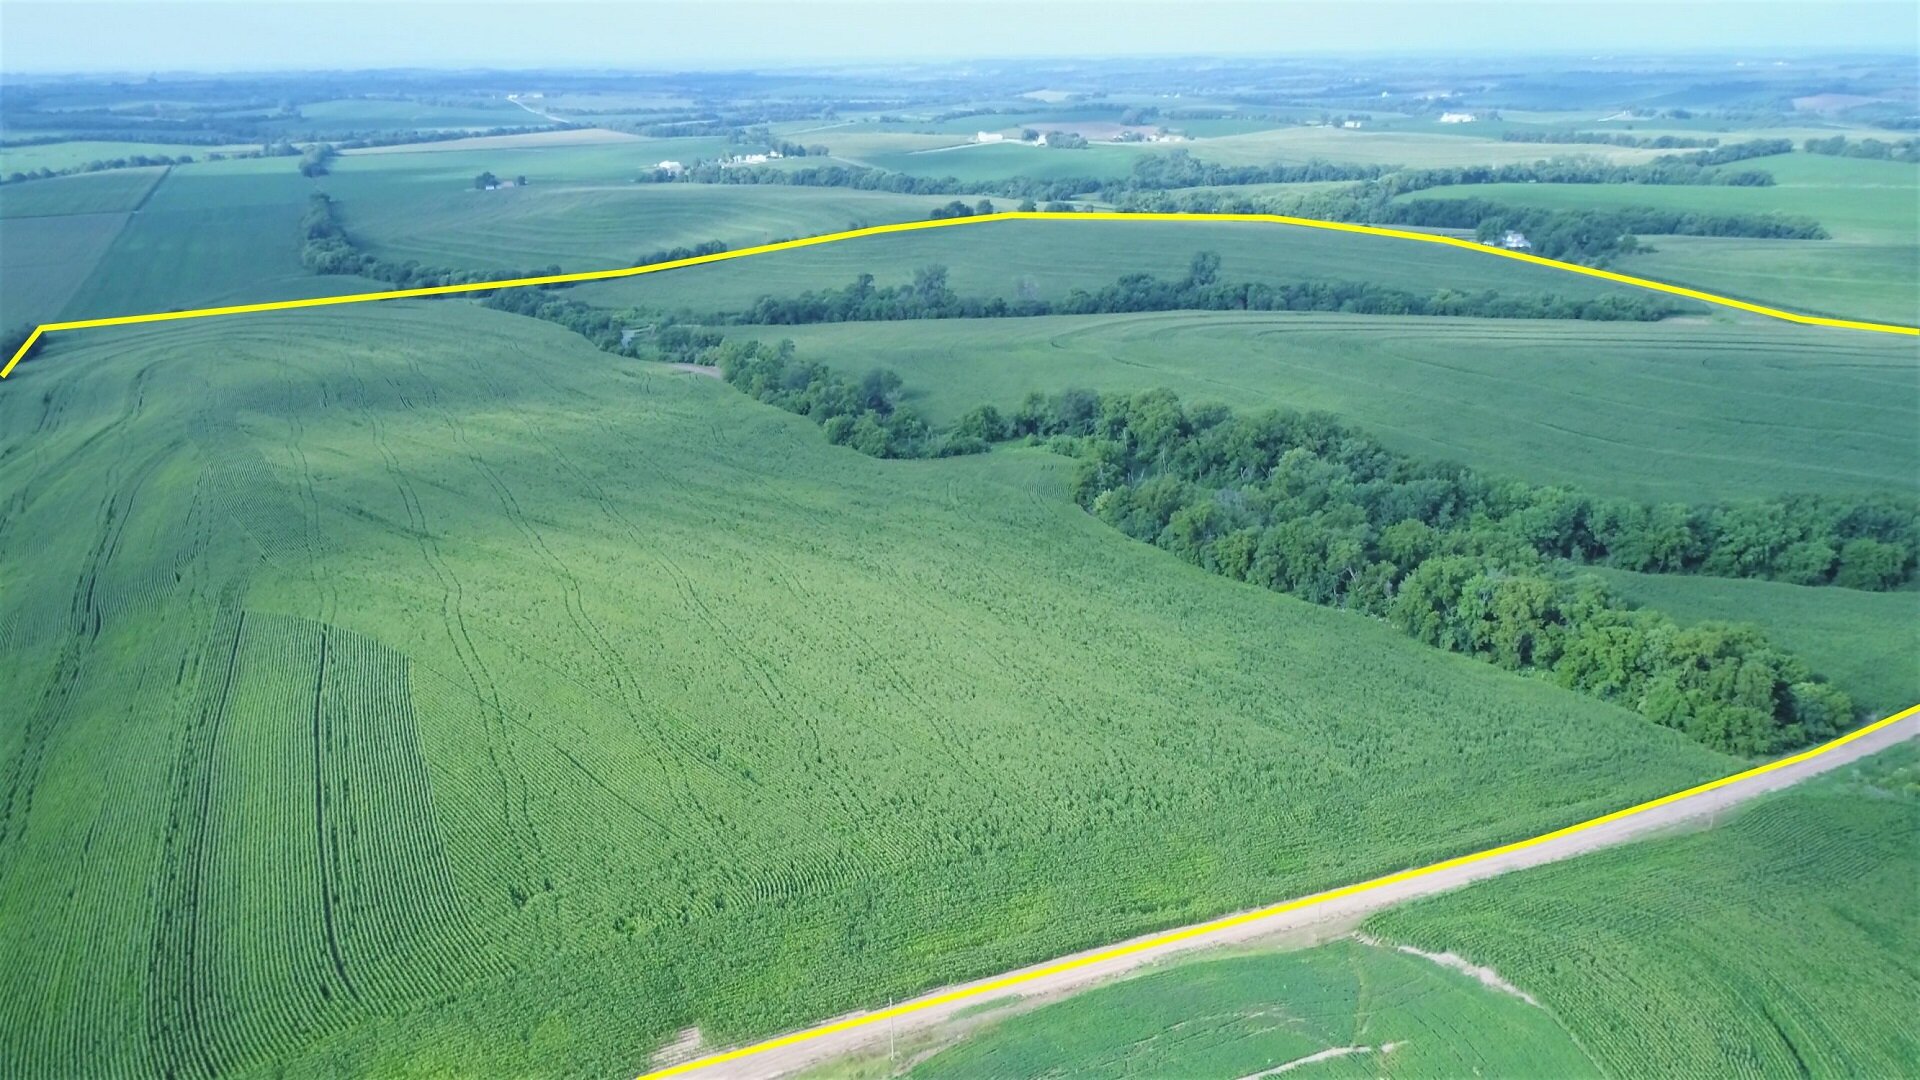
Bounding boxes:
[1439,111,1478,123]
[1497,230,1532,250]
[656,160,684,175]
[975,131,1006,144]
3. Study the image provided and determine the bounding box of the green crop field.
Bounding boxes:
[329,182,970,271]
[0,140,246,174]
[0,211,130,327]
[571,217,1702,315]
[327,136,741,186]
[1402,154,1916,244]
[0,301,1743,1077]
[741,312,1919,504]
[0,166,166,218]
[1591,568,1920,717]
[0,169,170,327]
[1402,153,1920,323]
[336,127,648,155]
[853,143,1150,183]
[53,158,380,320]
[905,939,1598,1079]
[1626,237,1919,326]
[1367,742,1920,1078]
[1189,127,1663,167]
[291,96,544,132]
[907,743,1920,1080]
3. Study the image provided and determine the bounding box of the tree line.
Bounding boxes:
[631,143,1787,207]
[1010,387,1901,754]
[1389,197,1826,262]
[298,193,562,289]
[1802,136,1920,163]
[701,255,1679,326]
[1117,182,1824,265]
[636,153,1393,201]
[1501,131,1719,149]
[708,337,973,459]
[2,152,197,186]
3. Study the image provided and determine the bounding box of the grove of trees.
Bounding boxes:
[1006,387,1903,753]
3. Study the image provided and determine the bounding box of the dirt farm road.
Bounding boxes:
[643,709,1917,1079]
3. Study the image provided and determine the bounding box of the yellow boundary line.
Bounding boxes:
[5,209,1917,379]
[641,703,1917,1079]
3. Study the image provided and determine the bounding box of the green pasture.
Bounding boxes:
[1369,742,1920,1078]
[1189,126,1663,167]
[852,141,1148,183]
[1592,568,1920,717]
[1625,237,1918,326]
[0,140,241,174]
[0,301,1735,1078]
[735,311,1917,503]
[291,96,544,132]
[0,166,166,218]
[908,939,1596,1078]
[1402,153,1918,244]
[1401,154,1919,323]
[326,138,734,186]
[330,182,969,271]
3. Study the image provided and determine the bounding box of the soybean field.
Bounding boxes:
[0,302,1738,1077]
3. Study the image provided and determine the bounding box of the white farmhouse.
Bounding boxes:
[655,160,684,175]
[1439,112,1477,123]
[975,131,1006,144]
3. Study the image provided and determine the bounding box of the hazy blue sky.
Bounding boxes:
[3,1,1915,73]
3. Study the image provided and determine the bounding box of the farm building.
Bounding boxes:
[975,131,1006,143]
[655,160,684,174]
[1439,111,1477,123]
[1498,231,1532,250]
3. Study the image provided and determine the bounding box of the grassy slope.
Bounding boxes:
[571,217,1703,314]
[0,303,1734,1078]
[905,940,1597,1079]
[1403,153,1920,324]
[1590,568,1920,717]
[745,312,1918,504]
[1367,743,1920,1078]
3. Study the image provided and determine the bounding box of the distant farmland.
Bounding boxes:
[570,216,1704,313]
